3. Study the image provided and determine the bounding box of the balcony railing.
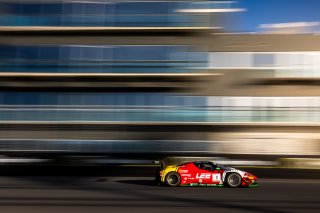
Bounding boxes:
[0,1,238,28]
[0,45,207,73]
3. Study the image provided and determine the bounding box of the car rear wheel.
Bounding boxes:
[226,173,242,188]
[165,172,181,187]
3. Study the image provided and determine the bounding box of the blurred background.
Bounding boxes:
[0,0,319,173]
[0,1,319,212]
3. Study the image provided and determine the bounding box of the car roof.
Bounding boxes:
[193,161,217,164]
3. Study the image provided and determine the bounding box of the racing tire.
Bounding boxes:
[165,172,181,187]
[226,173,242,188]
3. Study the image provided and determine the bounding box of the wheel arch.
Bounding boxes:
[222,171,243,183]
[160,165,180,183]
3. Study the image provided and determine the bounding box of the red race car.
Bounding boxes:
[156,161,258,187]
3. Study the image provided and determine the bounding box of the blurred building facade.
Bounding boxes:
[0,0,319,165]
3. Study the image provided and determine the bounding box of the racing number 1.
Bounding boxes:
[212,174,220,182]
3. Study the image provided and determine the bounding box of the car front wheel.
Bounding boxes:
[226,173,242,188]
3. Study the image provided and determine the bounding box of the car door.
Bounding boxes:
[191,162,212,184]
[208,163,223,184]
[193,162,223,185]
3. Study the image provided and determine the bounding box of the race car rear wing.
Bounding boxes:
[152,160,164,170]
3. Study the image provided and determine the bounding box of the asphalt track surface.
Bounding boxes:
[0,177,318,213]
